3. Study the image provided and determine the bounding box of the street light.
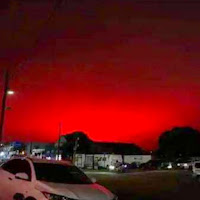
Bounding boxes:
[7,90,15,95]
[0,69,14,142]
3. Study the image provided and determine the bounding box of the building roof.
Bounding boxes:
[58,132,146,155]
[90,142,144,155]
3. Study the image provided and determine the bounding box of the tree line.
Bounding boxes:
[157,127,200,160]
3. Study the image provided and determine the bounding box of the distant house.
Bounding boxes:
[26,142,54,157]
[74,141,151,169]
[56,132,152,168]
[75,153,151,169]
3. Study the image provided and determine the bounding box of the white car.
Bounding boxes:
[192,161,200,180]
[0,157,118,200]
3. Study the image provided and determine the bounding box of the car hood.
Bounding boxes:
[35,181,114,200]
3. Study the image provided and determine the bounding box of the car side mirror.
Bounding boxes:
[15,173,29,181]
[91,177,97,183]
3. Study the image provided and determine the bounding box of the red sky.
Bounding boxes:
[1,0,200,149]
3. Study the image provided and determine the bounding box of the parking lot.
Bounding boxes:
[86,170,200,200]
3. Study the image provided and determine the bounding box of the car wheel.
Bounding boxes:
[13,193,25,200]
[24,197,37,200]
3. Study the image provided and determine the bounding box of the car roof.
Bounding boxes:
[29,157,73,166]
[10,156,73,166]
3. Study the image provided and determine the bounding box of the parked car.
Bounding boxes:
[140,160,175,170]
[108,161,138,173]
[109,162,127,173]
[0,157,118,200]
[175,158,193,170]
[127,162,138,170]
[192,161,200,181]
[160,162,174,170]
[139,160,162,170]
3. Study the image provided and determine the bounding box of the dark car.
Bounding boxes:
[140,160,162,170]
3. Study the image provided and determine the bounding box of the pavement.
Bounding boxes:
[157,170,200,200]
[85,169,175,175]
[86,170,200,200]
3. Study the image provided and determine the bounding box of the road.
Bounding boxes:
[86,170,200,200]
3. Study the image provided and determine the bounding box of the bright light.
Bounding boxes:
[7,90,15,95]
[0,152,5,157]
[177,163,180,166]
[167,163,172,169]
[183,163,188,167]
[123,165,127,168]
[109,165,115,170]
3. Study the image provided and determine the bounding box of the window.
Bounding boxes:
[2,159,32,181]
[34,163,92,184]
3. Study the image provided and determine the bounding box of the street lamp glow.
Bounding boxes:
[7,90,15,95]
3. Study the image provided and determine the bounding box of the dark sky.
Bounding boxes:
[1,0,200,149]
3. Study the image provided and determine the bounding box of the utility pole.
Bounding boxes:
[73,137,79,164]
[0,69,10,142]
[57,122,62,159]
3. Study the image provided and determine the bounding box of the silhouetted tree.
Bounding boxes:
[61,131,92,159]
[60,132,144,160]
[157,127,200,159]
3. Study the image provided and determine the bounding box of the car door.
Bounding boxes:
[0,159,21,200]
[1,159,34,200]
[0,162,14,200]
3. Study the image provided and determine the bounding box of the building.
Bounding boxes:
[75,153,151,169]
[74,142,151,169]
[26,142,55,158]
[55,132,152,168]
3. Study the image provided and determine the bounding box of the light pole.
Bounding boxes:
[0,69,10,142]
[0,69,15,143]
[57,122,62,159]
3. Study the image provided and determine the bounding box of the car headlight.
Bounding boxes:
[42,192,75,200]
[109,165,115,170]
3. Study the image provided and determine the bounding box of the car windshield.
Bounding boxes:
[195,163,200,168]
[34,163,92,184]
